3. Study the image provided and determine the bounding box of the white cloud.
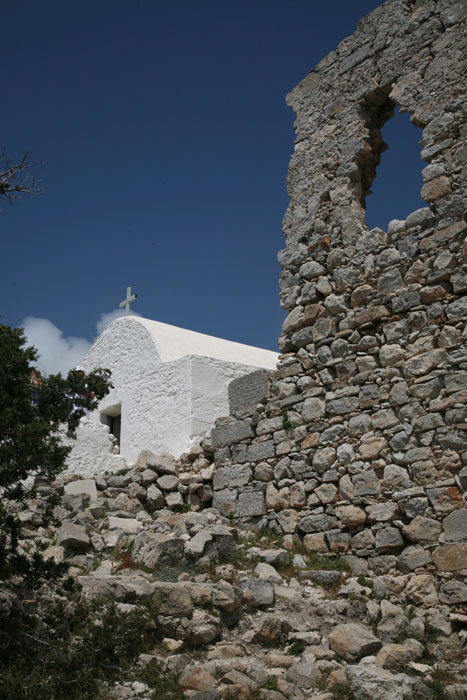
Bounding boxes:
[22,317,92,375]
[22,309,141,376]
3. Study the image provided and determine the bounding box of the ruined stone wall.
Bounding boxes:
[206,0,467,595]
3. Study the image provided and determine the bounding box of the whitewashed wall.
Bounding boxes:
[63,419,126,475]
[64,316,278,472]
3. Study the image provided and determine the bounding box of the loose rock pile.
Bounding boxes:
[8,452,467,699]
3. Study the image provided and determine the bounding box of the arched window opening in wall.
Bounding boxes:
[364,108,425,231]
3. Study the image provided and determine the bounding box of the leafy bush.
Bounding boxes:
[0,598,182,700]
[0,322,111,583]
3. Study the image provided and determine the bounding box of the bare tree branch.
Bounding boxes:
[0,151,43,207]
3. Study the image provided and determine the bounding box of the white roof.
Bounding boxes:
[106,316,279,368]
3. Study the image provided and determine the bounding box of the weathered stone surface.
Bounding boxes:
[277,509,299,533]
[247,441,275,461]
[211,419,254,447]
[154,582,193,617]
[443,509,467,542]
[377,600,409,642]
[329,623,382,661]
[397,546,431,573]
[108,516,140,533]
[346,663,416,700]
[57,521,90,550]
[254,562,282,581]
[157,474,180,492]
[185,531,213,559]
[352,470,379,496]
[404,349,448,377]
[405,574,438,606]
[375,643,418,670]
[64,478,97,500]
[376,527,404,553]
[302,397,326,421]
[266,483,289,510]
[298,513,337,533]
[211,583,241,612]
[359,438,387,460]
[285,661,321,688]
[132,532,184,569]
[237,491,265,517]
[327,397,359,415]
[433,543,467,572]
[251,615,290,644]
[229,370,271,417]
[402,516,441,543]
[145,483,165,511]
[315,483,337,504]
[213,465,251,491]
[367,503,399,522]
[241,579,275,607]
[312,447,336,472]
[439,580,467,604]
[179,666,217,692]
[335,505,366,527]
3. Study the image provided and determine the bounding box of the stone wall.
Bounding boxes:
[204,0,467,589]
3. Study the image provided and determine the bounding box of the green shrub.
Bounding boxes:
[0,598,180,700]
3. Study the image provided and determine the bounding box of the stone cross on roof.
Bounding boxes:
[119,286,137,315]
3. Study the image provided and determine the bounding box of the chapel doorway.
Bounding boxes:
[100,404,121,447]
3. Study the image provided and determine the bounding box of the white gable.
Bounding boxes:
[133,317,279,366]
[70,316,278,467]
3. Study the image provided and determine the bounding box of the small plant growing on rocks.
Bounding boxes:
[263,675,279,690]
[281,408,294,430]
[289,640,306,656]
[171,503,191,513]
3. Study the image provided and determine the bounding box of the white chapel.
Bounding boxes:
[66,315,278,473]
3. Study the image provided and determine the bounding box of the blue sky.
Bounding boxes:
[1,0,425,373]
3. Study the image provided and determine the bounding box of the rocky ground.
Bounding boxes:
[4,451,467,700]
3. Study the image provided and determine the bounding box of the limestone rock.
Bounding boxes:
[405,574,438,606]
[64,478,97,500]
[251,615,290,644]
[145,483,165,511]
[329,623,382,661]
[57,521,90,550]
[439,580,467,604]
[397,546,432,573]
[346,663,416,700]
[443,509,467,542]
[179,665,217,692]
[285,661,321,688]
[241,579,275,608]
[335,505,367,527]
[402,516,441,542]
[157,474,179,491]
[433,543,467,572]
[375,643,418,670]
[377,600,409,642]
[132,532,184,569]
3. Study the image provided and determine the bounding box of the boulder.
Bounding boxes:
[377,600,409,642]
[241,579,275,608]
[346,663,417,700]
[64,478,97,500]
[57,521,90,550]
[132,532,184,569]
[329,623,382,660]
